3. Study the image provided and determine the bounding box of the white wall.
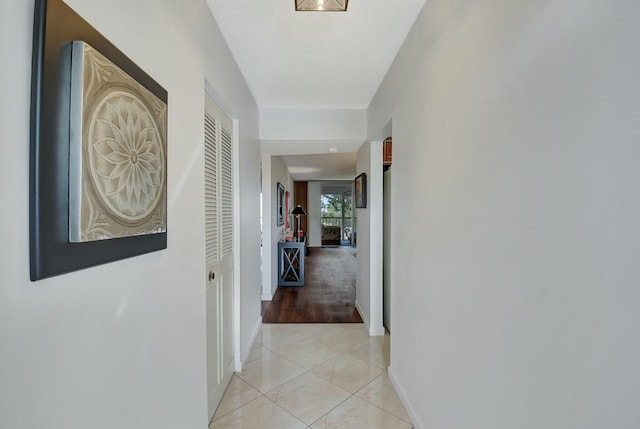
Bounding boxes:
[261,156,293,299]
[321,183,352,195]
[307,182,323,247]
[355,144,371,330]
[0,1,261,428]
[260,154,273,300]
[260,108,366,140]
[383,168,392,331]
[260,108,367,156]
[355,142,385,336]
[368,0,640,428]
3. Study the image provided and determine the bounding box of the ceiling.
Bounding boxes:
[205,0,427,109]
[282,153,356,181]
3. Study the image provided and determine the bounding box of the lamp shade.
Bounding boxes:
[291,205,307,216]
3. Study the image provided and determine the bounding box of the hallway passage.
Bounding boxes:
[209,324,412,428]
[262,247,362,323]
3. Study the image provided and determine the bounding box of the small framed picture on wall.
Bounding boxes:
[354,173,367,208]
[277,182,285,226]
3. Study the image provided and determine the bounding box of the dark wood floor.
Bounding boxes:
[262,246,362,323]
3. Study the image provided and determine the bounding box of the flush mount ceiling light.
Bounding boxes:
[295,0,348,12]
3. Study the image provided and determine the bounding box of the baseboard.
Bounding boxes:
[355,299,369,331]
[369,323,386,336]
[238,316,262,372]
[388,366,424,429]
[355,300,383,336]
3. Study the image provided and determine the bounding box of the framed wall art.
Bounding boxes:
[354,173,367,208]
[284,190,290,230]
[277,182,285,226]
[30,0,168,280]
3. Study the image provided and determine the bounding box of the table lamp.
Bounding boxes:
[291,205,307,242]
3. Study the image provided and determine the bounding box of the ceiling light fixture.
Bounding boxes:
[295,0,348,12]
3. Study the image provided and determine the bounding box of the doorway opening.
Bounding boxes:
[321,191,353,247]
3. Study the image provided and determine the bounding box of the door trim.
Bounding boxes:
[204,81,241,373]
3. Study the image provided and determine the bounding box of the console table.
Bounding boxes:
[278,241,305,287]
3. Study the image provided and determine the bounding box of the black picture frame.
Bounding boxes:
[277,182,285,226]
[354,173,367,208]
[29,0,168,281]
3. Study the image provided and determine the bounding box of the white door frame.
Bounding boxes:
[369,139,385,336]
[205,81,241,374]
[260,154,273,301]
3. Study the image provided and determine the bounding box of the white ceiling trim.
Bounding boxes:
[282,153,357,181]
[261,139,364,156]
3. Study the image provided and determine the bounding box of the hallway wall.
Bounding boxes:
[308,182,323,247]
[355,140,384,336]
[0,1,261,428]
[368,0,640,428]
[263,156,293,299]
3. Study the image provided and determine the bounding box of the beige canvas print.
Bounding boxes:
[69,41,167,242]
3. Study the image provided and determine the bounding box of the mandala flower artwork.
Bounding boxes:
[69,42,167,241]
[89,93,165,221]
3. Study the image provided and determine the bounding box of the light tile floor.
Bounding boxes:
[209,323,413,429]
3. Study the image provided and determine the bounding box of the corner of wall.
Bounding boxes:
[238,315,262,372]
[368,140,385,337]
[355,299,369,331]
[388,366,423,429]
[268,156,294,298]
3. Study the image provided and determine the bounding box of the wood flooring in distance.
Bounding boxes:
[262,246,362,323]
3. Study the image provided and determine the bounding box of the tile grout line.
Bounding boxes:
[215,379,412,429]
[222,325,410,427]
[209,374,243,424]
[306,390,356,427]
[356,391,414,425]
[261,386,316,428]
[264,364,397,427]
[209,375,262,423]
[303,371,412,428]
[230,355,359,426]
[209,393,263,426]
[353,371,414,424]
[250,332,384,389]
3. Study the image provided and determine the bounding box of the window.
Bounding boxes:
[321,192,353,242]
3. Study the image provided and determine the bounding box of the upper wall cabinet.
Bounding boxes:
[383,137,392,167]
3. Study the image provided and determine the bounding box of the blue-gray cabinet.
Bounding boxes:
[278,241,305,287]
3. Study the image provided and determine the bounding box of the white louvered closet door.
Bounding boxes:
[204,93,234,421]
